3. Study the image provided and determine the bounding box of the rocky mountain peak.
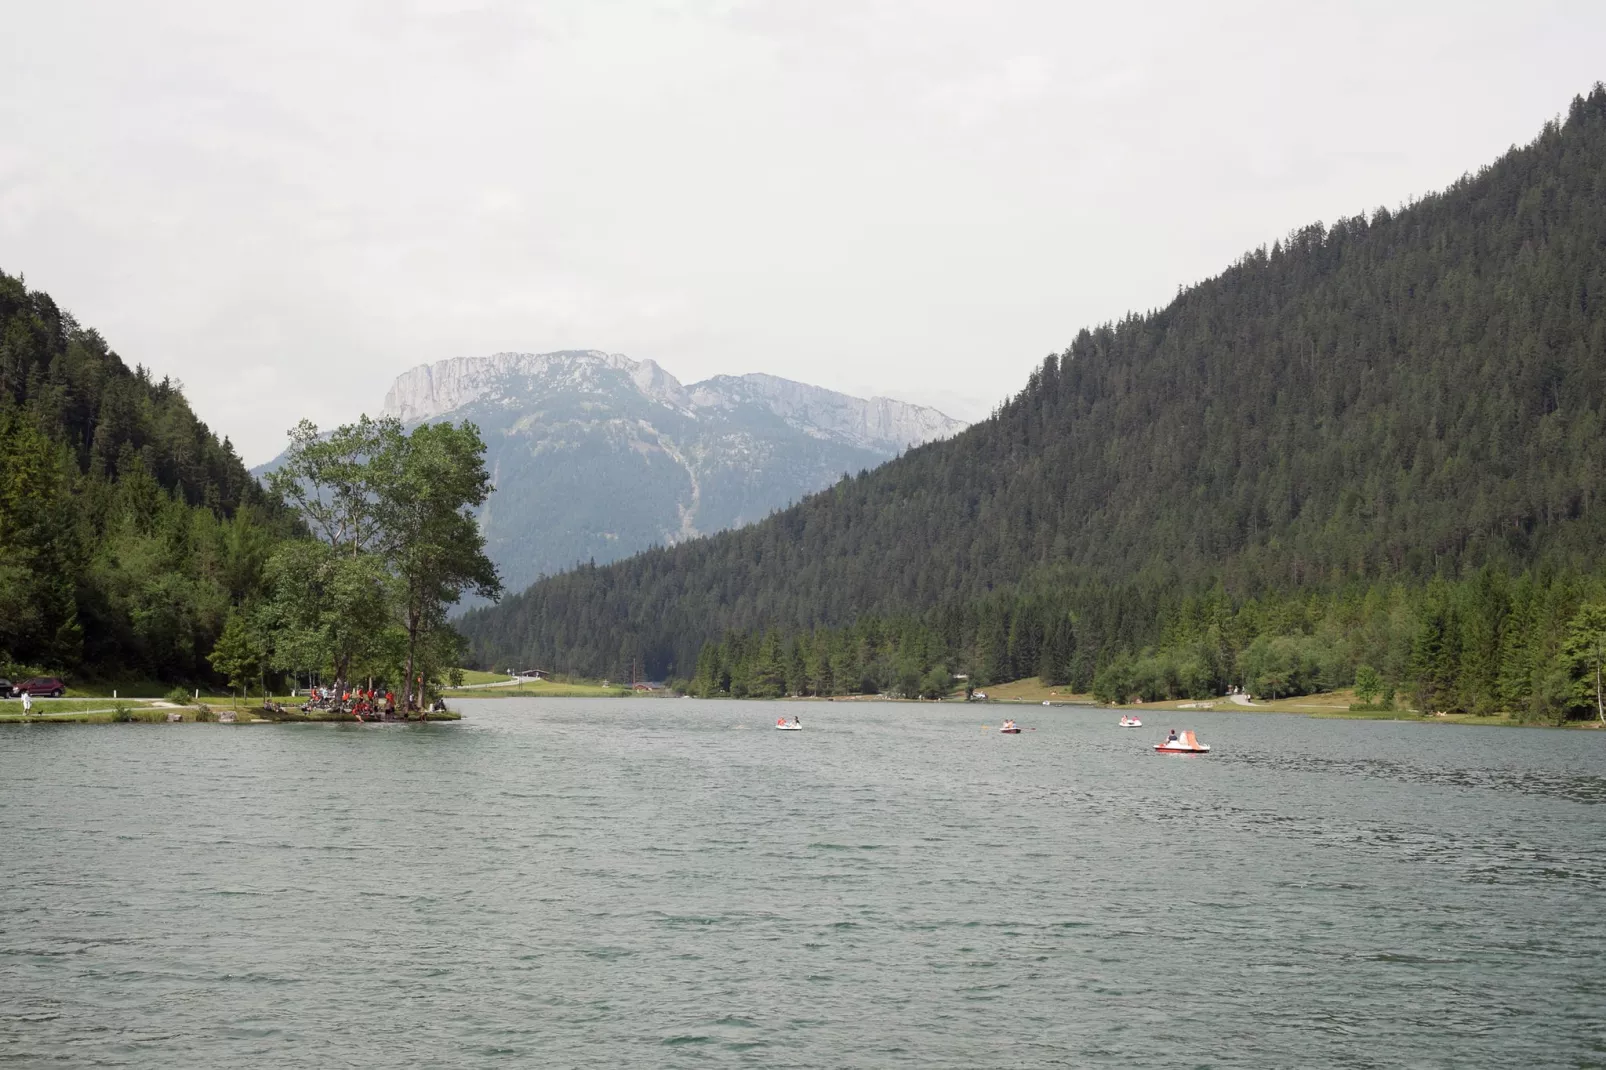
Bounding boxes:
[692,372,965,452]
[382,351,964,453]
[382,350,690,423]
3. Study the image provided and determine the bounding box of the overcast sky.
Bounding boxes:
[2,1,1603,463]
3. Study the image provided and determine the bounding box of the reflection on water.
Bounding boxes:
[1,701,1603,1068]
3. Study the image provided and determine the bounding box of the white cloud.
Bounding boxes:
[2,0,1602,463]
[926,54,1054,127]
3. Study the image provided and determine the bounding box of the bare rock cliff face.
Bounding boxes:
[690,372,964,452]
[385,352,962,452]
[383,351,689,423]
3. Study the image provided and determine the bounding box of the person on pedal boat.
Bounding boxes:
[1166,728,1178,743]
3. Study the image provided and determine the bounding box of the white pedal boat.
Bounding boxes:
[1154,730,1210,754]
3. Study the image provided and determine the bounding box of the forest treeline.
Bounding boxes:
[0,270,295,680]
[0,271,499,700]
[681,568,1606,722]
[460,84,1606,721]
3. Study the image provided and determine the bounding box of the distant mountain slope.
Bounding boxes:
[0,271,292,679]
[334,352,961,599]
[459,84,1606,680]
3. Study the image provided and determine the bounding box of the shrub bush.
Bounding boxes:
[1350,686,1397,713]
[165,687,193,706]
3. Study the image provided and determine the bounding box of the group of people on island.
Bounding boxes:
[297,679,448,719]
[303,684,397,720]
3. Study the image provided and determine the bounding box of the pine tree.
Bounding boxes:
[750,631,786,698]
[207,608,259,706]
[1560,604,1606,723]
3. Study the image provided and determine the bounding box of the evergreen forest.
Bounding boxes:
[460,84,1606,721]
[0,271,293,682]
[0,271,500,701]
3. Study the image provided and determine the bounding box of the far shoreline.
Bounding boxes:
[447,689,1604,730]
[0,703,461,726]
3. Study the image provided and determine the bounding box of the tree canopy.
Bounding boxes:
[262,415,500,708]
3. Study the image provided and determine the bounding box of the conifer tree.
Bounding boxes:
[1561,604,1606,723]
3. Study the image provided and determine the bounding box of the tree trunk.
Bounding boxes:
[334,649,350,700]
[1596,640,1604,724]
[403,602,419,717]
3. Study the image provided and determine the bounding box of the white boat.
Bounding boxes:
[1119,716,1143,728]
[1154,730,1210,754]
[775,720,803,731]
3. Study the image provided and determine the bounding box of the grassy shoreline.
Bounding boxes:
[11,676,1599,730]
[0,699,461,725]
[977,682,1605,729]
[444,679,656,698]
[493,678,1603,730]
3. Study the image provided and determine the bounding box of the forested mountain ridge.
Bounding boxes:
[0,271,293,680]
[462,87,1606,696]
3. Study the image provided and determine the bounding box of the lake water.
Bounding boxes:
[2,700,1604,1067]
